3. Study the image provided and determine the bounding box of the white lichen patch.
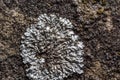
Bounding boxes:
[20,14,84,80]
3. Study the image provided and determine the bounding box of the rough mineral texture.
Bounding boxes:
[21,14,84,80]
[0,0,120,80]
[0,55,28,80]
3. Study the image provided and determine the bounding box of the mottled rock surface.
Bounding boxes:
[0,55,28,80]
[0,0,120,80]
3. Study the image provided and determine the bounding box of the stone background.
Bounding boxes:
[0,0,120,80]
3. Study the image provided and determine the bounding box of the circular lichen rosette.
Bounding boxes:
[20,14,84,80]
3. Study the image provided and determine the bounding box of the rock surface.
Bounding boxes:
[0,0,120,80]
